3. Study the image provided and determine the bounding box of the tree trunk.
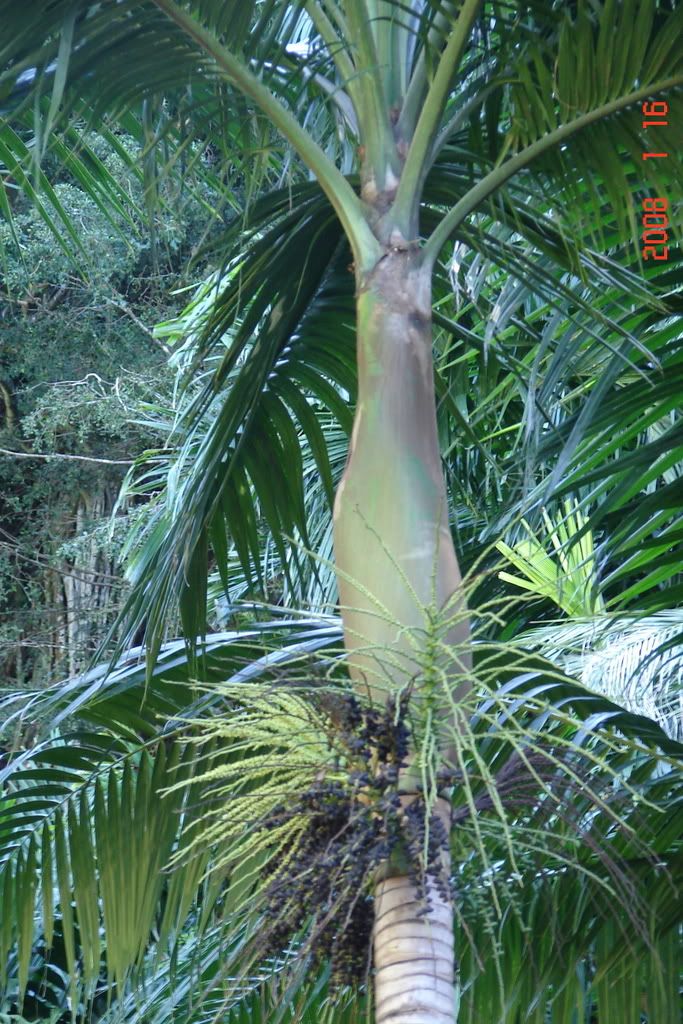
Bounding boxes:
[333,250,467,1022]
[60,487,121,677]
[373,797,456,1024]
[333,248,471,727]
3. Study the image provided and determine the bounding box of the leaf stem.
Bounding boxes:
[344,0,399,191]
[304,0,357,97]
[423,74,683,268]
[392,0,483,238]
[152,0,380,272]
[397,0,468,142]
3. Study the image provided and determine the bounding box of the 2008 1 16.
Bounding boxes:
[641,100,669,262]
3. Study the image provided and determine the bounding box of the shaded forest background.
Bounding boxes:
[0,130,224,695]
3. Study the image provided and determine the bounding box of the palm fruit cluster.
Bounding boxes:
[255,690,451,989]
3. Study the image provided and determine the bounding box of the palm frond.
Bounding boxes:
[105,187,353,671]
[0,614,344,1013]
[425,0,683,259]
[496,502,604,617]
[2,603,681,1020]
[518,610,683,742]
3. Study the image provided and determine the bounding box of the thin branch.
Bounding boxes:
[0,448,141,466]
[423,74,683,268]
[103,298,171,353]
[0,541,124,585]
[391,0,483,238]
[152,0,381,272]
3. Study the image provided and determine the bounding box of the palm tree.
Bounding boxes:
[1,2,682,1022]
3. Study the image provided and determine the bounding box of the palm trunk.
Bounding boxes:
[373,876,455,1024]
[373,797,456,1024]
[333,248,470,722]
[333,251,467,1022]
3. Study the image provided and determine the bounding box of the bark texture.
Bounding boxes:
[373,797,456,1024]
[374,877,456,1024]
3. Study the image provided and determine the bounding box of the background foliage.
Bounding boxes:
[0,128,226,693]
